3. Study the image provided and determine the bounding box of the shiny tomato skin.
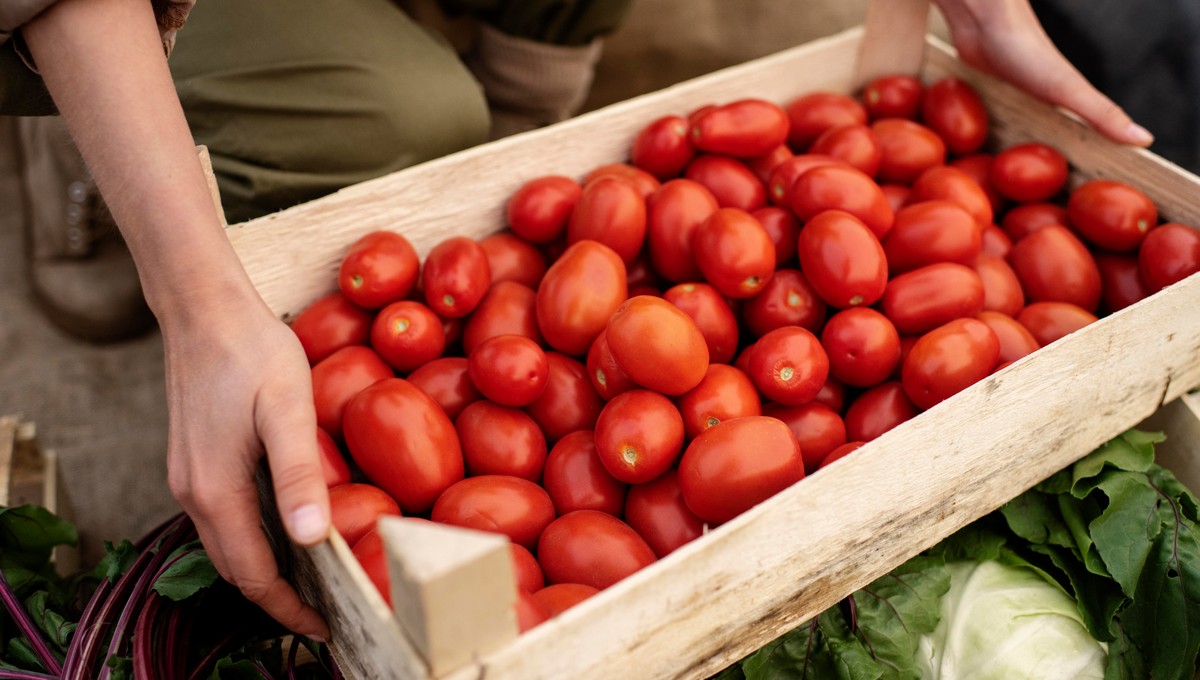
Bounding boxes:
[511,543,545,594]
[422,237,491,319]
[645,179,719,283]
[525,352,604,443]
[797,210,889,308]
[370,300,446,373]
[784,91,868,150]
[338,230,420,309]
[605,295,710,395]
[462,281,542,356]
[515,590,549,633]
[871,119,946,184]
[980,225,1013,259]
[676,363,762,440]
[507,175,582,243]
[685,155,768,211]
[813,376,849,414]
[533,583,600,618]
[741,268,827,338]
[950,154,1004,213]
[537,510,657,589]
[536,240,627,356]
[480,233,548,289]
[791,165,894,239]
[977,310,1041,365]
[881,183,911,213]
[973,254,1025,318]
[1067,179,1157,252]
[291,292,373,365]
[901,318,1000,410]
[542,430,627,516]
[1095,251,1152,313]
[586,331,637,401]
[820,441,866,469]
[594,390,686,484]
[747,326,830,406]
[343,377,464,513]
[910,165,993,229]
[882,263,985,335]
[1001,202,1069,241]
[311,345,394,440]
[662,282,740,365]
[921,77,989,155]
[467,335,549,407]
[1008,225,1102,311]
[585,163,662,200]
[843,381,919,442]
[692,207,777,299]
[568,176,647,265]
[317,426,352,488]
[431,475,556,550]
[624,469,706,557]
[1016,301,1098,346]
[690,98,791,158]
[1138,222,1200,292]
[631,115,697,180]
[809,123,882,177]
[329,483,401,547]
[766,154,842,207]
[862,75,924,120]
[351,528,391,606]
[751,206,801,267]
[406,356,481,421]
[455,400,547,481]
[820,307,901,388]
[990,142,1069,202]
[678,416,805,524]
[884,200,981,273]
[764,402,847,473]
[748,144,795,185]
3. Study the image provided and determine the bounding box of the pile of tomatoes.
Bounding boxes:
[288,74,1200,632]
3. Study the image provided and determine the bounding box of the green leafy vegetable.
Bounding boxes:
[153,548,219,602]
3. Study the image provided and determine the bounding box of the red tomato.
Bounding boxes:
[645,179,718,283]
[973,254,1025,318]
[990,142,1068,202]
[480,233,548,289]
[316,426,351,487]
[766,154,842,207]
[678,416,805,523]
[624,469,706,557]
[533,583,600,618]
[691,99,791,158]
[1095,251,1152,313]
[586,332,637,401]
[871,119,946,184]
[797,210,889,308]
[537,510,657,589]
[468,335,549,407]
[843,381,919,442]
[910,165,993,229]
[741,268,826,338]
[406,356,481,421]
[1138,222,1200,292]
[747,326,830,406]
[342,377,464,515]
[980,225,1013,259]
[862,75,924,120]
[977,311,1041,365]
[329,483,401,547]
[901,318,1000,410]
[812,375,849,414]
[462,281,542,356]
[456,401,547,481]
[1016,302,1098,346]
[764,402,847,473]
[584,163,661,200]
[882,263,985,335]
[631,115,697,180]
[568,176,647,264]
[881,183,912,213]
[820,307,901,388]
[594,390,686,484]
[432,475,556,550]
[950,154,1004,213]
[1067,179,1157,252]
[291,292,373,365]
[536,240,627,356]
[338,231,420,309]
[605,295,710,395]
[792,165,895,239]
[751,206,801,267]
[784,91,868,150]
[662,282,740,365]
[542,430,627,516]
[516,590,549,633]
[884,200,981,273]
[351,527,391,606]
[820,441,866,469]
[311,345,394,440]
[1001,202,1069,241]
[1008,225,1101,311]
[370,300,446,373]
[422,236,491,319]
[747,144,795,185]
[692,208,777,299]
[809,124,882,177]
[921,77,989,155]
[525,352,604,443]
[507,175,582,243]
[676,364,762,440]
[685,155,768,211]
[511,543,545,594]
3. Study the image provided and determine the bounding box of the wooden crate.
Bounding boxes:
[231,12,1200,680]
[0,415,80,575]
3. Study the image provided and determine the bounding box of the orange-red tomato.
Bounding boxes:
[751,206,801,267]
[692,208,777,299]
[910,165,993,230]
[506,175,582,243]
[684,155,768,211]
[1067,179,1157,252]
[525,352,604,443]
[606,295,711,395]
[1016,301,1098,346]
[646,179,719,283]
[843,381,919,442]
[311,345,394,440]
[784,91,868,150]
[480,233,548,289]
[921,77,989,155]
[624,469,706,557]
[370,300,446,373]
[1094,251,1152,313]
[990,142,1069,203]
[820,441,866,469]
[329,483,401,547]
[766,153,842,207]
[337,230,420,309]
[1008,225,1101,311]
[950,154,1004,213]
[820,307,902,388]
[690,98,791,158]
[511,543,545,594]
[351,528,391,606]
[631,115,697,180]
[1138,222,1200,292]
[537,510,657,589]
[536,240,627,356]
[662,282,740,365]
[809,123,882,177]
[746,326,830,406]
[515,590,550,633]
[422,236,491,319]
[1001,202,1069,241]
[467,334,549,407]
[797,210,889,308]
[741,268,827,338]
[861,74,924,120]
[980,225,1013,259]
[542,430,627,516]
[431,475,556,550]
[584,163,661,199]
[977,311,1041,365]
[884,200,981,273]
[568,176,647,264]
[290,291,374,365]
[456,400,547,481]
[764,402,847,474]
[594,390,686,484]
[316,426,351,488]
[871,119,946,184]
[973,254,1025,318]
[901,318,1000,410]
[532,583,600,618]
[462,281,542,356]
[585,331,637,401]
[747,144,795,185]
[881,263,986,335]
[406,356,481,421]
[792,164,895,239]
[676,363,762,440]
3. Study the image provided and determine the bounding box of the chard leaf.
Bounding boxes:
[712,664,747,680]
[153,549,219,601]
[94,540,137,583]
[818,611,884,680]
[1035,468,1073,495]
[1104,623,1148,680]
[1089,471,1160,598]
[3,636,42,671]
[0,505,77,567]
[1029,544,1124,642]
[928,526,1006,562]
[742,616,840,680]
[106,654,133,680]
[1071,430,1161,496]
[1058,493,1111,577]
[1001,492,1074,548]
[23,590,74,652]
[850,556,949,680]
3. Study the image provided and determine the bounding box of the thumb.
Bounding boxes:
[260,391,331,547]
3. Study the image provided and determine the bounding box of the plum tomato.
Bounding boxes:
[329,483,401,547]
[432,475,556,550]
[662,282,740,365]
[989,142,1068,203]
[533,583,600,618]
[861,74,924,120]
[370,300,446,373]
[843,381,919,442]
[797,210,889,308]
[537,510,657,589]
[921,77,989,155]
[343,377,464,513]
[901,318,1000,410]
[871,119,946,184]
[977,310,1041,365]
[568,176,648,264]
[880,183,911,213]
[690,98,791,158]
[605,295,710,395]
[881,262,985,335]
[1008,225,1101,311]
[909,165,993,230]
[692,207,777,299]
[290,291,373,365]
[1001,202,1069,241]
[422,236,491,319]
[480,233,548,289]
[684,155,768,211]
[511,543,545,594]
[751,206,801,267]
[351,528,391,606]
[624,469,706,557]
[456,400,547,481]
[791,164,894,239]
[462,281,542,356]
[950,154,1004,213]
[766,153,842,207]
[516,590,550,633]
[1016,301,1098,347]
[645,179,718,283]
[406,356,481,421]
[594,390,686,484]
[784,91,868,150]
[883,200,981,273]
[820,307,901,388]
[1138,222,1200,292]
[1094,251,1152,313]
[542,430,627,516]
[809,123,882,177]
[973,254,1025,318]
[676,363,762,440]
[586,331,637,401]
[678,416,805,524]
[337,230,420,309]
[812,375,849,414]
[1067,179,1157,252]
[747,144,795,186]
[467,334,549,407]
[763,402,847,473]
[746,326,830,406]
[741,268,826,338]
[584,163,662,200]
[316,426,351,487]
[506,175,582,243]
[980,225,1014,259]
[525,352,604,443]
[311,345,394,440]
[820,441,866,469]
[536,240,627,356]
[631,115,697,180]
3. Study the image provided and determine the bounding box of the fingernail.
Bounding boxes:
[289,504,328,544]
[1127,122,1154,145]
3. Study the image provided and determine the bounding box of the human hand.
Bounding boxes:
[932,0,1154,147]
